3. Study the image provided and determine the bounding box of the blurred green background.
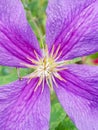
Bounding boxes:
[0,0,98,130]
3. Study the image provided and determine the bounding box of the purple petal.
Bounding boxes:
[0,0,41,67]
[46,0,98,60]
[0,78,50,130]
[54,64,98,130]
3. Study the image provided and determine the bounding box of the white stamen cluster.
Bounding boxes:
[22,45,66,92]
[36,57,57,77]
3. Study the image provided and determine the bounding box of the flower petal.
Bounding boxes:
[0,0,41,67]
[0,78,50,130]
[46,0,98,60]
[54,64,98,130]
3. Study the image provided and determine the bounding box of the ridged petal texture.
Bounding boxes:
[0,79,50,130]
[0,0,41,67]
[54,65,98,130]
[46,0,98,60]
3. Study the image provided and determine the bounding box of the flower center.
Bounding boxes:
[37,56,57,77]
[21,45,66,92]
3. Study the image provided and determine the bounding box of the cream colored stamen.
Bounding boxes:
[21,44,66,92]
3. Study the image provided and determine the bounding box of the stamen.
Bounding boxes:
[41,78,45,93]
[19,44,67,93]
[50,44,55,57]
[34,77,43,92]
[52,76,58,88]
[20,63,37,69]
[27,78,32,84]
[50,44,63,61]
[56,61,66,66]
[54,51,62,61]
[46,78,50,89]
[27,57,39,65]
[45,44,49,58]
[46,77,53,92]
[48,75,53,88]
[24,70,38,79]
[34,50,40,61]
[42,44,49,58]
[41,72,45,93]
[53,72,66,83]
[53,44,61,59]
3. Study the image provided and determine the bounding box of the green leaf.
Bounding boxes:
[68,57,82,64]
[50,93,66,130]
[0,67,29,85]
[55,116,77,130]
[50,103,66,130]
[89,52,98,59]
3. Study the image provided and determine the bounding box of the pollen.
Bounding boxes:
[21,44,66,92]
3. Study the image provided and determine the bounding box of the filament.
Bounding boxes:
[20,44,67,92]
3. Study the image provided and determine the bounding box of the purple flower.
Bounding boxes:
[0,0,98,130]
